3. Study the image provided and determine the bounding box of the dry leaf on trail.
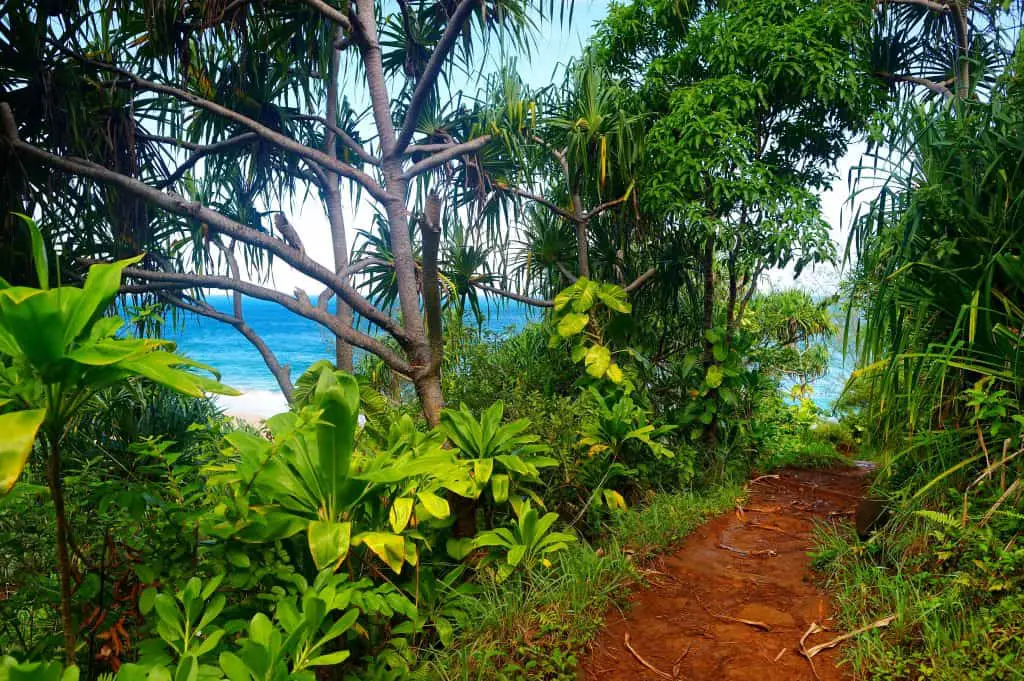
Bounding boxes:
[623,632,673,680]
[718,542,778,558]
[695,594,773,632]
[801,615,897,658]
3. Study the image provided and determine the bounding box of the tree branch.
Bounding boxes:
[471,281,554,308]
[58,48,390,202]
[582,193,631,222]
[302,0,353,31]
[157,290,295,399]
[555,261,578,284]
[1,102,409,344]
[875,0,951,13]
[402,135,492,180]
[624,267,658,294]
[156,133,259,189]
[392,0,478,156]
[122,267,414,376]
[498,184,582,223]
[875,71,954,98]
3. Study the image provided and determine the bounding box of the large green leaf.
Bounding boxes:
[584,344,611,378]
[556,312,589,337]
[308,519,352,571]
[0,409,46,494]
[355,531,405,572]
[313,369,360,513]
[63,255,143,345]
[13,214,48,290]
[0,289,68,367]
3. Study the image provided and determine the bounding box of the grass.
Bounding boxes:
[417,484,742,681]
[811,503,1024,680]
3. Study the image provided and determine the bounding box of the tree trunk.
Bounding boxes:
[725,247,738,336]
[701,232,716,363]
[323,38,354,373]
[414,372,445,428]
[46,434,76,666]
[325,187,354,372]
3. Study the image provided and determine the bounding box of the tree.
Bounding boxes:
[0,0,568,425]
[591,0,882,359]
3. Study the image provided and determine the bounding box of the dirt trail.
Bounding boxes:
[580,464,873,681]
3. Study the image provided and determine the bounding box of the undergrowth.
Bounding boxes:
[418,484,742,681]
[812,482,1024,680]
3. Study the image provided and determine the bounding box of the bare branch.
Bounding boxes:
[1,103,409,344]
[875,0,951,13]
[624,267,658,294]
[582,193,631,222]
[498,184,582,223]
[157,290,295,399]
[302,0,353,30]
[393,0,478,155]
[472,281,554,308]
[555,261,578,284]
[402,135,492,180]
[156,133,259,189]
[123,267,414,376]
[875,71,954,98]
[58,48,390,202]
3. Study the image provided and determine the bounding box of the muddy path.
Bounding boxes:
[580,465,872,681]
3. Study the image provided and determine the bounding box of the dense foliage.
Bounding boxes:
[1,0,1021,680]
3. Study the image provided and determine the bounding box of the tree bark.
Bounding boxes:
[46,434,76,666]
[323,35,354,373]
[701,232,716,363]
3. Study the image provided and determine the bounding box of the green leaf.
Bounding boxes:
[313,369,360,511]
[355,532,405,572]
[307,520,352,571]
[307,650,351,667]
[218,652,249,681]
[712,343,727,362]
[63,255,143,345]
[473,458,493,484]
[416,491,450,519]
[556,312,589,338]
[13,214,48,290]
[0,409,45,495]
[389,497,414,533]
[491,474,510,503]
[226,550,250,569]
[705,364,724,388]
[596,284,631,313]
[584,344,611,378]
[606,363,624,384]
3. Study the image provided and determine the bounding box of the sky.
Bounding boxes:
[263,0,861,297]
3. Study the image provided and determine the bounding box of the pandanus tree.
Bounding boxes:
[0,0,574,425]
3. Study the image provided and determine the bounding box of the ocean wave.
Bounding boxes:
[214,389,289,419]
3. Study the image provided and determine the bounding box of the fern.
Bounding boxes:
[913,509,961,529]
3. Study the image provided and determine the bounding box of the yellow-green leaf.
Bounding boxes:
[0,409,46,495]
[417,491,450,519]
[556,312,589,338]
[355,532,405,573]
[389,497,414,533]
[584,344,611,378]
[308,520,352,571]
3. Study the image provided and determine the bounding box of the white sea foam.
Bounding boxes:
[214,389,289,420]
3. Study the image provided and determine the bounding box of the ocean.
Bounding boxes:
[167,295,852,417]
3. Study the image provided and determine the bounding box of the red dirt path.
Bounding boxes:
[579,465,872,681]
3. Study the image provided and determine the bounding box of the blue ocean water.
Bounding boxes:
[167,295,852,415]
